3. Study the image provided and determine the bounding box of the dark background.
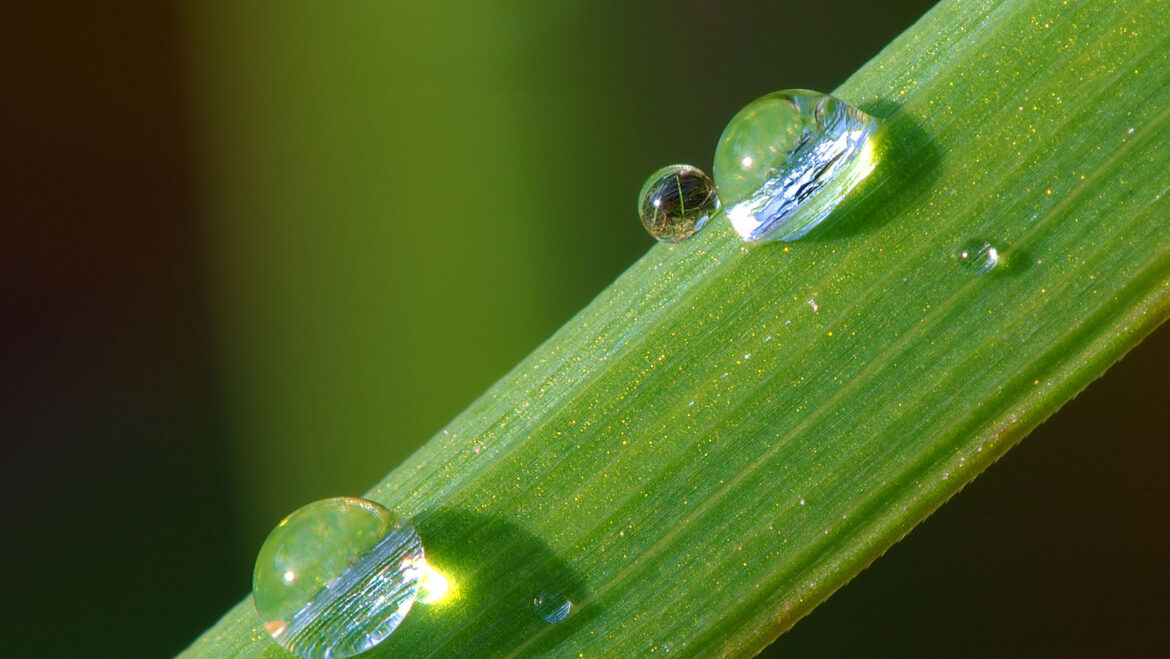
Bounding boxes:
[2,2,1166,657]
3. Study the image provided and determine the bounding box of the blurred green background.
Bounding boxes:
[3,1,1166,657]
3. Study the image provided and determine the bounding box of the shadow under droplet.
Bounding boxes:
[803,98,941,242]
[998,244,1033,275]
[371,508,588,657]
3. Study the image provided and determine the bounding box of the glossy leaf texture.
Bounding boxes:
[183,0,1170,656]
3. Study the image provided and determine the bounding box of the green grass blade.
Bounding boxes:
[183,0,1170,656]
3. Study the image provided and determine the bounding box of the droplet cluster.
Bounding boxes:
[251,85,1007,658]
[637,89,878,244]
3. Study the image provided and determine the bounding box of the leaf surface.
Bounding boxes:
[183,1,1170,656]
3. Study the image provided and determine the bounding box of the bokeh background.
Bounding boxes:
[3,2,1166,657]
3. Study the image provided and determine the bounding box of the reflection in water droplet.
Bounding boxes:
[638,164,719,243]
[956,240,1000,273]
[253,497,424,659]
[533,589,572,624]
[713,89,879,242]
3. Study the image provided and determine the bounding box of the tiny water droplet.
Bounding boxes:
[253,497,425,659]
[714,89,879,242]
[533,589,572,624]
[956,240,1000,273]
[638,164,719,243]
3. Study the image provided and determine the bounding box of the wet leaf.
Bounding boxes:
[183,1,1170,656]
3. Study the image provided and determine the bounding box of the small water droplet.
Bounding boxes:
[253,497,425,659]
[713,89,879,242]
[638,164,719,243]
[533,589,572,624]
[956,239,1000,273]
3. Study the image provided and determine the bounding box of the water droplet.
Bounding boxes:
[253,497,425,659]
[638,164,719,243]
[533,589,572,623]
[956,240,1000,273]
[713,89,879,242]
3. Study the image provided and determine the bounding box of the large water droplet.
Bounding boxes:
[533,589,572,623]
[253,497,425,659]
[713,89,879,242]
[956,240,1000,273]
[638,164,719,243]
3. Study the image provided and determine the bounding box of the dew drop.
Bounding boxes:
[638,164,719,243]
[253,497,425,659]
[713,89,879,242]
[956,239,1000,273]
[533,589,572,624]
